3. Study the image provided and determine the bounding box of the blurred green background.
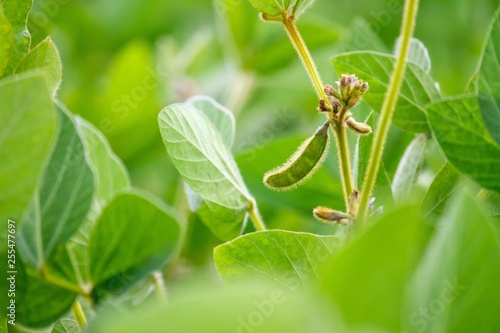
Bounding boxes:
[27,0,500,266]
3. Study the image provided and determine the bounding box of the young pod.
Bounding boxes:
[346,117,372,136]
[313,206,350,225]
[264,121,330,191]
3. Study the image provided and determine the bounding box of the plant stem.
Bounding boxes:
[282,16,353,208]
[357,0,420,223]
[333,114,354,207]
[249,201,266,231]
[152,271,167,302]
[282,16,327,103]
[72,300,87,328]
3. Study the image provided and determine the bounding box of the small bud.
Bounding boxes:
[346,117,372,136]
[318,99,331,112]
[336,74,369,109]
[313,206,350,225]
[329,97,342,114]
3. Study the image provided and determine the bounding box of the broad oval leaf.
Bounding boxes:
[248,0,315,19]
[395,38,431,74]
[17,104,94,267]
[333,51,441,132]
[88,192,180,285]
[187,95,235,148]
[427,95,500,194]
[0,74,57,241]
[404,191,500,333]
[391,134,427,203]
[15,37,62,95]
[214,230,340,292]
[159,103,253,241]
[264,122,329,191]
[478,8,500,146]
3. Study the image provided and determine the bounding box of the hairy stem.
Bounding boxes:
[72,300,87,328]
[283,16,353,208]
[283,16,327,103]
[357,0,420,223]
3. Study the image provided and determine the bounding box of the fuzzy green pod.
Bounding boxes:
[263,121,330,191]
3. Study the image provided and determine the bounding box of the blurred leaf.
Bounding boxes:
[247,0,315,18]
[396,38,431,74]
[391,134,427,203]
[478,8,500,146]
[237,136,344,218]
[427,95,500,194]
[86,283,342,333]
[320,206,431,332]
[18,105,94,267]
[0,11,13,77]
[335,17,388,54]
[15,37,62,95]
[159,103,254,241]
[51,318,79,333]
[63,117,131,286]
[333,51,440,132]
[404,191,500,333]
[421,162,462,221]
[17,267,76,328]
[88,192,180,285]
[1,0,31,74]
[0,74,57,239]
[187,95,235,148]
[214,230,339,291]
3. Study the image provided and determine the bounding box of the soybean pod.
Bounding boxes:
[263,121,330,191]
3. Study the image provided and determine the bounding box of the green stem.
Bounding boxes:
[249,201,266,231]
[332,121,354,208]
[283,16,353,208]
[72,300,87,328]
[357,0,420,223]
[152,271,167,302]
[282,16,327,103]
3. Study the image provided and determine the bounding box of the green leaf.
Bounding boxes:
[421,162,463,221]
[214,230,339,291]
[17,273,76,328]
[398,38,431,74]
[247,0,315,19]
[427,95,500,194]
[333,51,440,132]
[186,95,235,148]
[0,11,13,78]
[0,74,57,239]
[18,104,94,267]
[320,206,431,332]
[404,191,500,333]
[1,0,31,75]
[478,8,500,146]
[51,319,80,333]
[88,192,180,285]
[86,283,342,333]
[159,103,253,241]
[264,122,330,191]
[15,37,62,95]
[391,134,427,203]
